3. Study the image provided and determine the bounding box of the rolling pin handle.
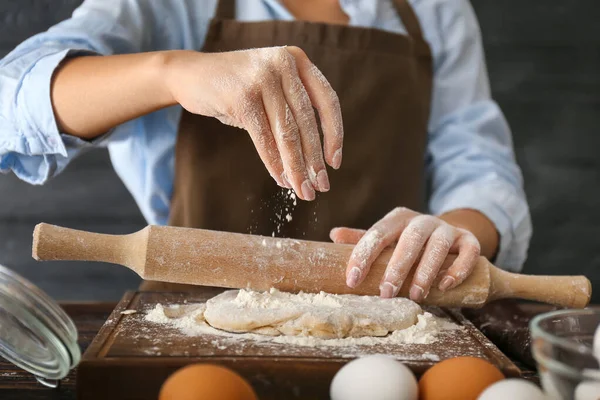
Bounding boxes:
[32,223,140,268]
[488,266,591,309]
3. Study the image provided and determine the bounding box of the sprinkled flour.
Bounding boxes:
[248,189,297,236]
[144,290,461,347]
[270,189,297,236]
[232,288,343,309]
[277,189,296,233]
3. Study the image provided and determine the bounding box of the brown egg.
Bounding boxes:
[159,364,258,400]
[418,356,504,400]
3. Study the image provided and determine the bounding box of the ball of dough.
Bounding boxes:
[205,289,422,338]
[477,379,545,400]
[419,357,504,400]
[330,355,418,400]
[159,364,257,400]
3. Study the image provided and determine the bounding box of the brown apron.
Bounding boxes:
[141,0,432,291]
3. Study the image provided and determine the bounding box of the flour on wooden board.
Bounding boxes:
[144,289,461,347]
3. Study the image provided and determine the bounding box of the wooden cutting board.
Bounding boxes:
[77,288,521,400]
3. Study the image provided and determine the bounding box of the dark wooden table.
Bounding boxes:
[0,300,552,399]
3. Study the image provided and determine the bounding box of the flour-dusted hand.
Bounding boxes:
[163,47,344,200]
[330,208,481,302]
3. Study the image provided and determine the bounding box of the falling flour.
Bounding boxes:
[262,189,296,237]
[248,188,297,236]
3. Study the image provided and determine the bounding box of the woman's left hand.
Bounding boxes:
[330,207,481,302]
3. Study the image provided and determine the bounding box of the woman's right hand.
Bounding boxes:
[163,47,344,201]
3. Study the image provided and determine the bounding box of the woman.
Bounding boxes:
[0,0,531,301]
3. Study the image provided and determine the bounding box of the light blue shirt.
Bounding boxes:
[0,0,532,271]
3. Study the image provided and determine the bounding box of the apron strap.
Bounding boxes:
[214,0,235,19]
[391,0,425,43]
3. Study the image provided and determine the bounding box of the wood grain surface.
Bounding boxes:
[33,224,592,309]
[0,298,555,399]
[76,289,520,400]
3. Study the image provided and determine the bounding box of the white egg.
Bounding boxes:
[477,379,545,400]
[575,380,600,400]
[330,355,418,400]
[594,324,600,360]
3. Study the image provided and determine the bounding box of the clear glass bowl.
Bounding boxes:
[0,264,80,387]
[530,309,600,400]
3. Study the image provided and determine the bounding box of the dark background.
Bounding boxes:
[0,1,598,302]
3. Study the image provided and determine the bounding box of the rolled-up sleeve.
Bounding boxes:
[423,0,532,271]
[0,47,98,183]
[0,0,179,184]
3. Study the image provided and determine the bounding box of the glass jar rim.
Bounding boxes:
[530,309,598,357]
[530,309,600,380]
[0,264,80,381]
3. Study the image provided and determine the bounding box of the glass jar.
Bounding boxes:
[0,264,80,387]
[530,309,600,399]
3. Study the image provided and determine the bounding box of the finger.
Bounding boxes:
[345,207,417,289]
[243,97,287,188]
[330,227,400,247]
[408,224,456,302]
[262,83,315,201]
[330,227,367,245]
[379,215,439,298]
[286,46,344,169]
[438,232,480,292]
[282,70,329,192]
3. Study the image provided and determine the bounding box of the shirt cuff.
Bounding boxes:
[430,181,532,272]
[10,48,99,182]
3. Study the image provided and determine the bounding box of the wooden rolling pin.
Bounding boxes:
[32,223,591,308]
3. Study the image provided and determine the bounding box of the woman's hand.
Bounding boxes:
[163,47,344,201]
[330,208,482,302]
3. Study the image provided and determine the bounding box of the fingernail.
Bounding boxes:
[409,285,425,302]
[301,179,316,200]
[439,276,455,292]
[332,148,342,170]
[379,282,397,298]
[317,170,330,192]
[346,267,361,288]
[281,172,292,189]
